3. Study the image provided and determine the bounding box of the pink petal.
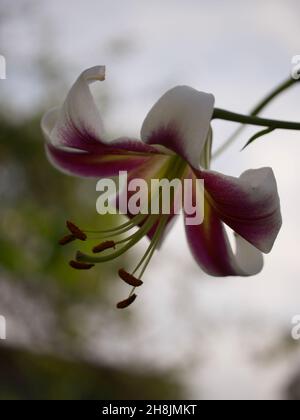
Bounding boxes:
[199,167,282,253]
[141,86,215,169]
[184,170,264,276]
[46,143,156,178]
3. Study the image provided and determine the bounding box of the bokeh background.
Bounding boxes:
[1,0,300,400]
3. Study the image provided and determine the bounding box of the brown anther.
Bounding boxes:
[93,241,116,254]
[69,260,94,270]
[58,234,76,245]
[116,294,137,309]
[66,221,87,241]
[118,269,143,287]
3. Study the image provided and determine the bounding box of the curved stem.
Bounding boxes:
[213,77,299,159]
[251,78,297,116]
[212,108,300,130]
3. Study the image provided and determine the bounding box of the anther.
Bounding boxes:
[118,269,143,287]
[116,294,137,309]
[59,234,76,245]
[69,260,94,270]
[93,241,116,254]
[66,221,87,241]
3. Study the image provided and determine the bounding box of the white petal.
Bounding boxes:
[235,234,264,276]
[42,66,107,148]
[141,86,215,168]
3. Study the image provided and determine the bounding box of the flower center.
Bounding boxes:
[59,156,188,309]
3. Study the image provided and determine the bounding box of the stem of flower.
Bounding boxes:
[250,78,297,116]
[212,108,300,130]
[212,77,299,158]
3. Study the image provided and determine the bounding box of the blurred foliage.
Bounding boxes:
[0,344,180,400]
[0,116,118,296]
[286,370,300,401]
[0,116,182,399]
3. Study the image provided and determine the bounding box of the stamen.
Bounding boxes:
[66,221,87,241]
[118,269,143,287]
[69,260,94,270]
[115,217,169,309]
[76,215,160,264]
[93,241,116,253]
[116,294,137,309]
[82,214,147,236]
[59,156,186,309]
[59,234,76,245]
[132,216,168,278]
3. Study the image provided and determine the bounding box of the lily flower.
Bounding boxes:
[41,66,282,308]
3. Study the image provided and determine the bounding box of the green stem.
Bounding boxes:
[212,108,300,130]
[213,77,299,159]
[250,78,297,116]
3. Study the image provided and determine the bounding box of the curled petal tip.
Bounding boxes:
[83,65,106,82]
[93,65,106,81]
[99,65,106,81]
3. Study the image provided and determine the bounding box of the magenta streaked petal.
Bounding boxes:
[41,66,107,150]
[141,86,215,168]
[185,207,264,277]
[199,167,282,253]
[41,67,163,156]
[46,143,155,178]
[184,170,264,276]
[42,67,167,177]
